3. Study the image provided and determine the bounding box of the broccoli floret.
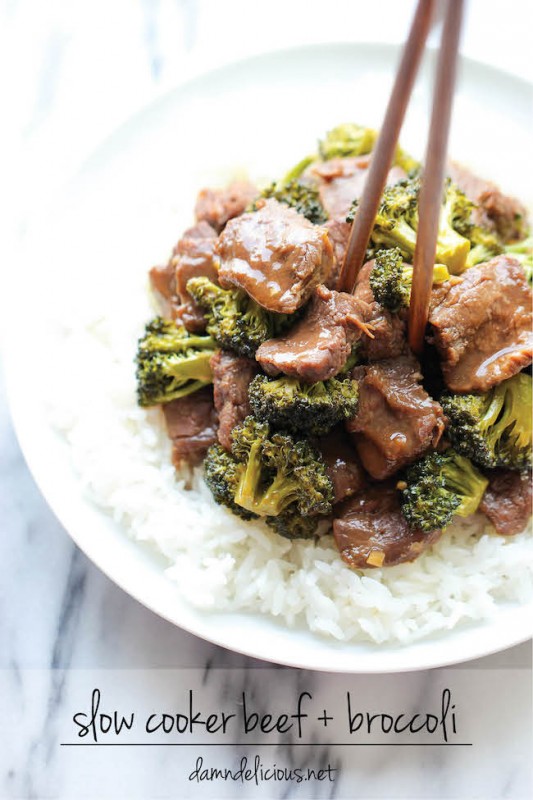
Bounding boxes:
[203,443,258,520]
[231,418,333,518]
[204,446,320,536]
[464,225,504,267]
[369,248,450,312]
[319,123,378,160]
[266,512,319,540]
[203,418,333,536]
[441,373,532,470]
[441,180,474,238]
[370,248,410,311]
[339,343,361,374]
[348,177,471,272]
[318,122,419,172]
[248,375,359,435]
[441,181,522,269]
[186,277,294,358]
[261,180,327,224]
[393,145,420,174]
[281,155,317,184]
[456,193,506,268]
[400,449,488,533]
[505,235,533,283]
[135,317,216,407]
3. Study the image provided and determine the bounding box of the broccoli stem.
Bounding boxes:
[234,440,263,514]
[280,155,317,185]
[445,453,488,517]
[257,473,299,517]
[166,352,214,383]
[435,225,471,273]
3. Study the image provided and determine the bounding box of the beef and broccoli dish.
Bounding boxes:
[137,123,532,571]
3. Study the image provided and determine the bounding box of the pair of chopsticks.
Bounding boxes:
[338,0,465,354]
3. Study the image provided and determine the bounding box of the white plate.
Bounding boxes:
[4,44,533,672]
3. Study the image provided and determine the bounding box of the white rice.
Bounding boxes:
[46,301,533,645]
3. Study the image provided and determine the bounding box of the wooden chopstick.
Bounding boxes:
[408,0,465,354]
[337,0,436,294]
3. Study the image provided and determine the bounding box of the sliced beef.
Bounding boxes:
[194,180,257,233]
[353,261,406,360]
[171,221,218,332]
[162,387,218,467]
[311,156,371,219]
[448,162,528,243]
[256,284,372,383]
[149,261,175,303]
[428,255,533,393]
[217,198,333,313]
[324,217,351,289]
[317,427,366,504]
[211,350,259,451]
[149,222,218,331]
[310,157,407,220]
[480,469,532,536]
[346,355,445,480]
[333,483,441,568]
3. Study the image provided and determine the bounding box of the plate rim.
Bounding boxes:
[3,41,532,672]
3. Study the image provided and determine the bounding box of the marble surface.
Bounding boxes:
[1,1,532,798]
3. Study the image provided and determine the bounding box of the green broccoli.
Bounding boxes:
[441,373,532,470]
[347,177,471,272]
[440,179,475,238]
[281,155,317,184]
[203,443,258,520]
[393,145,421,174]
[186,277,294,358]
[248,374,359,435]
[318,122,419,172]
[399,449,489,533]
[338,343,361,374]
[265,512,319,540]
[203,446,319,537]
[135,317,216,407]
[453,195,504,268]
[261,180,327,224]
[232,418,333,517]
[505,235,533,283]
[203,417,333,528]
[464,225,504,268]
[319,123,378,160]
[441,181,523,269]
[369,248,450,312]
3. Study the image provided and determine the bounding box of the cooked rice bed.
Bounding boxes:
[47,310,533,646]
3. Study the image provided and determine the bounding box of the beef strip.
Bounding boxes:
[448,162,528,243]
[333,483,441,569]
[352,261,406,360]
[194,180,258,233]
[211,350,259,450]
[149,222,218,331]
[480,469,532,536]
[428,255,533,393]
[346,354,445,480]
[316,427,367,503]
[162,387,218,467]
[216,198,334,313]
[311,156,371,219]
[170,221,218,332]
[310,157,407,220]
[256,284,372,383]
[324,217,351,289]
[149,261,175,303]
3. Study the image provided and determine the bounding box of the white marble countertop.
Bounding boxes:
[1,2,532,798]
